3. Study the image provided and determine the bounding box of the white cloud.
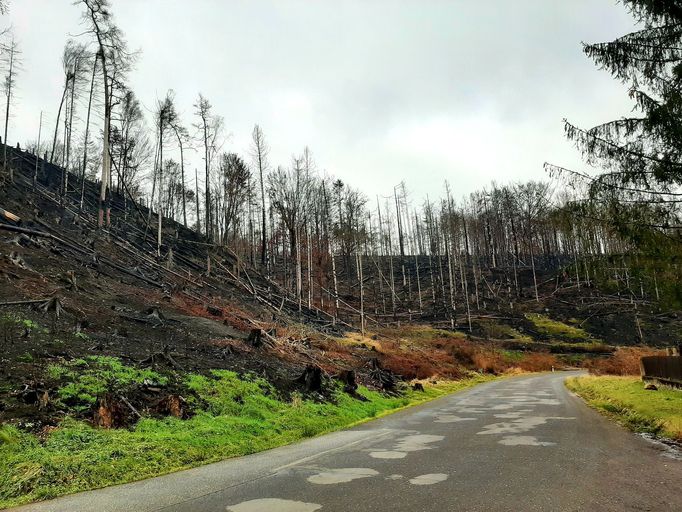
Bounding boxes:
[1,0,639,202]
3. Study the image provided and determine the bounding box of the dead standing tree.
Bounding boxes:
[515,181,552,303]
[251,124,269,268]
[219,152,251,245]
[1,30,19,180]
[153,91,177,258]
[169,116,190,228]
[268,155,313,307]
[62,42,89,198]
[193,94,223,241]
[111,88,151,216]
[79,0,132,228]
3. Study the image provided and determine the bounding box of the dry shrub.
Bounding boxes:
[449,340,477,367]
[584,347,665,376]
[471,351,509,374]
[517,353,559,372]
[380,355,437,380]
[448,338,510,375]
[380,352,460,380]
[378,341,464,380]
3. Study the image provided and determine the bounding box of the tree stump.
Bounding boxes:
[368,358,398,393]
[296,364,323,393]
[155,394,187,418]
[247,328,264,348]
[337,369,358,394]
[206,305,223,317]
[94,394,126,428]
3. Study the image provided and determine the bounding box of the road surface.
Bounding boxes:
[12,372,682,511]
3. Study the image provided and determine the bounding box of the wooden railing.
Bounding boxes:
[640,356,682,388]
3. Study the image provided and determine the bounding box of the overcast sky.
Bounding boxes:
[5,0,637,202]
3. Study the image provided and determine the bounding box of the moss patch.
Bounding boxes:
[526,313,598,342]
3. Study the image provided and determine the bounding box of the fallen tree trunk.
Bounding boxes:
[0,207,20,224]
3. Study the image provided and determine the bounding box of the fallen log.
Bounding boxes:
[0,207,20,224]
[0,298,53,307]
[0,222,163,288]
[119,395,142,419]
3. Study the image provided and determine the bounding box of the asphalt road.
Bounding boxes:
[12,372,682,512]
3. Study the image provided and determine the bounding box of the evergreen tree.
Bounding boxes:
[548,1,682,239]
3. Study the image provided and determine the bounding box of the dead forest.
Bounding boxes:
[1,0,681,431]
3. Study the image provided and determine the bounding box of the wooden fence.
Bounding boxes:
[640,356,682,388]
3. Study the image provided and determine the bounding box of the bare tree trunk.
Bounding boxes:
[460,253,472,331]
[64,71,77,198]
[80,56,97,210]
[195,167,201,233]
[203,124,211,238]
[157,122,163,258]
[172,127,187,228]
[306,224,312,309]
[530,241,539,303]
[98,55,112,228]
[34,111,42,188]
[358,251,365,335]
[51,85,67,165]
[2,41,15,179]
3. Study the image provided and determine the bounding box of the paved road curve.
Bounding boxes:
[13,372,682,512]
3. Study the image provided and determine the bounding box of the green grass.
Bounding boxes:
[0,369,495,509]
[526,313,598,342]
[500,350,525,362]
[566,375,682,441]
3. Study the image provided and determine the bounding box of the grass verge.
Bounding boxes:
[0,371,495,509]
[565,375,682,441]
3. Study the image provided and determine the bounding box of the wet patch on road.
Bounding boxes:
[395,434,445,451]
[307,467,379,485]
[369,450,408,459]
[498,435,556,446]
[477,416,574,436]
[409,473,448,485]
[226,498,322,512]
[434,414,477,423]
[369,433,444,460]
[493,410,533,419]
